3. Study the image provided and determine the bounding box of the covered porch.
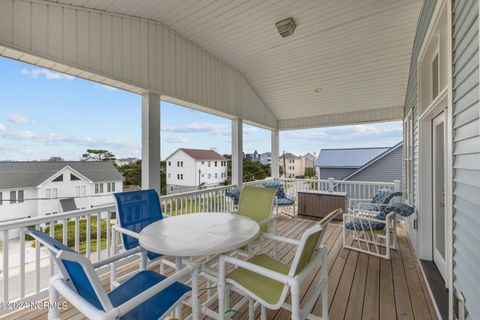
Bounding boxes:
[5,214,437,320]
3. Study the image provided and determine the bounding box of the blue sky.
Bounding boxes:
[0,57,402,161]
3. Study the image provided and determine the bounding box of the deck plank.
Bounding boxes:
[2,218,438,320]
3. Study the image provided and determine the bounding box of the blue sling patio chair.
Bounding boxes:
[26,229,199,320]
[343,202,414,259]
[111,189,176,288]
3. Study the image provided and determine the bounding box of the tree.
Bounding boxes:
[119,160,168,195]
[304,167,316,178]
[82,149,116,161]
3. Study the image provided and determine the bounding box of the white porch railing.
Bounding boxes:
[0,185,237,315]
[278,178,400,200]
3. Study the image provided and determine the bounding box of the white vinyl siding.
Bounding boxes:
[451,0,479,318]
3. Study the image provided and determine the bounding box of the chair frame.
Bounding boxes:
[218,209,341,320]
[342,208,398,259]
[26,228,199,320]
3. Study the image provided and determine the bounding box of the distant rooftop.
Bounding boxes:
[316,146,395,168]
[0,161,123,189]
[173,148,227,161]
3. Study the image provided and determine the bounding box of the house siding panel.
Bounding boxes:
[0,0,277,130]
[402,0,437,255]
[452,1,480,319]
[319,168,357,180]
[347,146,403,183]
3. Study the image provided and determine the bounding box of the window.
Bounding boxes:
[177,161,183,167]
[45,188,57,199]
[70,174,80,181]
[177,174,180,179]
[107,183,111,193]
[215,173,218,178]
[432,54,439,100]
[18,190,24,203]
[201,161,204,165]
[208,161,211,167]
[168,161,171,166]
[99,183,104,193]
[208,174,211,179]
[201,174,205,177]
[95,184,99,194]
[10,191,16,204]
[52,174,63,182]
[111,182,115,192]
[75,186,86,197]
[181,174,183,180]
[168,173,171,178]
[404,112,414,203]
[215,161,218,167]
[0,192,2,205]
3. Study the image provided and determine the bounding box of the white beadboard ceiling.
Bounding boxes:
[44,0,421,121]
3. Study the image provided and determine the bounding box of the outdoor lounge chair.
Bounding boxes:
[263,181,296,216]
[111,189,176,288]
[348,188,402,213]
[218,208,342,320]
[343,202,414,259]
[26,229,199,320]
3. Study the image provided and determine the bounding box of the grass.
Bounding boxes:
[31,216,108,254]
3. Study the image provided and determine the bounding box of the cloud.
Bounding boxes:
[162,122,230,135]
[165,136,188,143]
[20,68,75,80]
[0,124,137,150]
[8,113,28,124]
[162,122,259,136]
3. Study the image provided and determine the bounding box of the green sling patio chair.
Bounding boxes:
[218,208,342,320]
[235,186,279,258]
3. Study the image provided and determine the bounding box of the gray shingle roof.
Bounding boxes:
[0,161,123,189]
[315,147,390,168]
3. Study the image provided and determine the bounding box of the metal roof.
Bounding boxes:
[0,161,123,189]
[315,147,391,168]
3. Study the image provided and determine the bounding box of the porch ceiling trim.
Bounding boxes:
[278,106,403,130]
[0,0,278,129]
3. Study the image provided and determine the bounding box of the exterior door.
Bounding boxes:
[432,112,447,281]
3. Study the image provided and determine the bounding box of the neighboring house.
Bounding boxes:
[244,150,259,161]
[115,157,139,167]
[280,152,316,178]
[0,161,123,223]
[166,148,228,194]
[315,142,403,182]
[259,152,271,165]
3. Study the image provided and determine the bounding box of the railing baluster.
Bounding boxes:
[62,219,68,246]
[49,221,54,277]
[106,211,111,257]
[3,230,8,302]
[75,217,80,252]
[35,225,40,293]
[86,215,91,259]
[97,213,101,260]
[19,228,25,299]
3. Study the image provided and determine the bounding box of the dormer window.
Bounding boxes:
[52,174,63,182]
[70,174,80,181]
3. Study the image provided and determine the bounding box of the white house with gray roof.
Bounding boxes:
[316,142,403,182]
[0,161,123,224]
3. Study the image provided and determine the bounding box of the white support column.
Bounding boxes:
[141,92,161,193]
[232,118,243,188]
[271,130,279,179]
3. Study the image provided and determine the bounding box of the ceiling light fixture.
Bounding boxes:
[275,18,296,38]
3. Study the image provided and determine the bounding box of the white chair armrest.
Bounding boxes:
[258,214,280,227]
[93,247,142,269]
[261,232,300,246]
[113,225,140,239]
[220,255,289,284]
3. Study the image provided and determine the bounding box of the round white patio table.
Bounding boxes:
[139,212,260,257]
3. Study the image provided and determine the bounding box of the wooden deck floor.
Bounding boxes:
[5,215,437,320]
